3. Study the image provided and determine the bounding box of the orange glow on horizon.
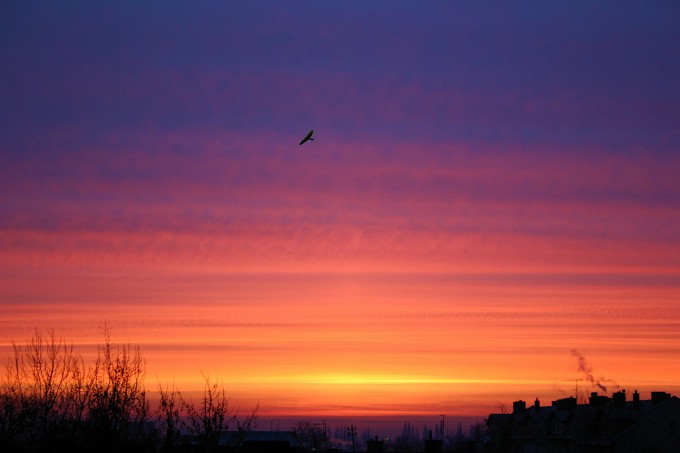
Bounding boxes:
[3,268,679,421]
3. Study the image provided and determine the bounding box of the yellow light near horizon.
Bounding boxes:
[284,374,517,386]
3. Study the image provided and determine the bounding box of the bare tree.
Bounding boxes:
[157,381,181,451]
[236,401,258,433]
[2,328,258,453]
[157,374,258,452]
[179,373,235,452]
[0,329,87,452]
[85,326,149,451]
[294,420,327,452]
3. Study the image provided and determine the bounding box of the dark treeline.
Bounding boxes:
[0,329,256,453]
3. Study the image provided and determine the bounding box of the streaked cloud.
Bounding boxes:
[1,0,679,423]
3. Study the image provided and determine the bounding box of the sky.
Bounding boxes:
[2,0,680,433]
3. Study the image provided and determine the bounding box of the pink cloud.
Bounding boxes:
[3,128,680,276]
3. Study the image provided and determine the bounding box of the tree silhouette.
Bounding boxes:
[158,373,258,452]
[0,329,88,452]
[1,329,257,453]
[157,381,181,451]
[85,327,149,451]
[180,373,233,452]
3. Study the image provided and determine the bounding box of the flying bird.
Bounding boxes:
[299,129,314,145]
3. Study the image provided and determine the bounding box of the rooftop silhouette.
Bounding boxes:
[487,390,680,452]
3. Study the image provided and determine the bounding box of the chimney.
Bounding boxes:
[589,392,598,406]
[513,400,526,413]
[534,398,540,410]
[366,436,384,453]
[424,431,443,453]
[589,392,610,407]
[633,390,640,408]
[613,390,626,408]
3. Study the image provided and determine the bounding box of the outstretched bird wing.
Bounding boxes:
[299,129,314,145]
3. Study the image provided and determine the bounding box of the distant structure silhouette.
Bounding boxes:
[487,390,680,452]
[299,129,314,145]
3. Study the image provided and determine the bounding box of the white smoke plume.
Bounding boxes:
[570,349,619,395]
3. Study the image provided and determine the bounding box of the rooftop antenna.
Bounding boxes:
[564,378,584,400]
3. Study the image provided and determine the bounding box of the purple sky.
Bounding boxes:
[3,1,679,151]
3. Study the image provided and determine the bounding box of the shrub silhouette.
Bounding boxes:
[83,328,149,452]
[1,329,256,453]
[158,373,258,453]
[0,330,89,452]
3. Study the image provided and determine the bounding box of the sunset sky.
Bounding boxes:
[2,0,680,432]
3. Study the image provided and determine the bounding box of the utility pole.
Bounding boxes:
[313,421,327,452]
[440,415,445,442]
[347,425,357,453]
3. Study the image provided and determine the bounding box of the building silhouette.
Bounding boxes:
[486,390,680,452]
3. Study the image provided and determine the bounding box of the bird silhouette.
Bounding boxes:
[299,129,314,145]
